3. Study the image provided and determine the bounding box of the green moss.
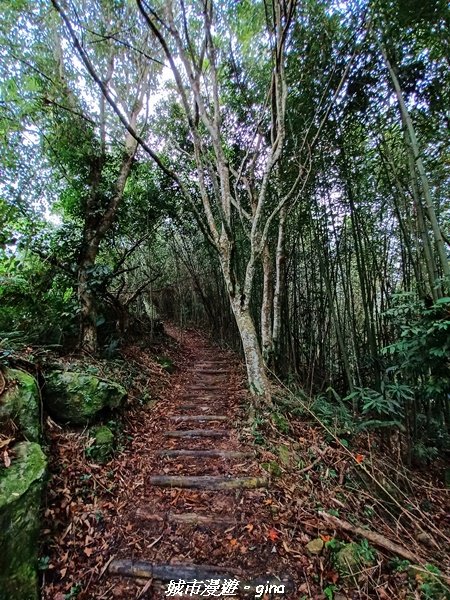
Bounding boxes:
[277,445,292,466]
[44,370,127,424]
[0,562,38,600]
[335,541,376,583]
[0,368,40,442]
[0,442,47,600]
[95,425,114,445]
[261,460,282,477]
[86,426,115,463]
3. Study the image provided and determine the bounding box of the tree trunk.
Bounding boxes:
[272,204,287,364]
[230,296,269,396]
[381,46,450,290]
[78,245,98,354]
[260,243,274,364]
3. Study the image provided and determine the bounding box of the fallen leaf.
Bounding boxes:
[268,528,279,541]
[321,534,332,543]
[355,454,364,464]
[229,538,238,547]
[84,547,93,557]
[326,570,339,584]
[244,523,254,533]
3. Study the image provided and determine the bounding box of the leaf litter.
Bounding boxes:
[40,325,450,599]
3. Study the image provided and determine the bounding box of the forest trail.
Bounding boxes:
[102,326,292,599]
[42,326,450,600]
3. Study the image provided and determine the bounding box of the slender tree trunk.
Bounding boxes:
[230,296,269,395]
[272,204,287,363]
[78,242,99,354]
[220,243,269,395]
[261,243,274,364]
[405,138,442,299]
[381,45,450,289]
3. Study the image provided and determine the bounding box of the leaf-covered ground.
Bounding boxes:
[40,326,450,599]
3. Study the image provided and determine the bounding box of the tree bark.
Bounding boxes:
[230,296,269,396]
[78,247,99,354]
[272,204,287,366]
[261,243,274,363]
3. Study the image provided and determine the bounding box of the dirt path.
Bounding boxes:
[106,326,291,598]
[41,326,450,599]
[42,326,294,599]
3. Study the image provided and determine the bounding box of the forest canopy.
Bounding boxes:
[1,0,449,463]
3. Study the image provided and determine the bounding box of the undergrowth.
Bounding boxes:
[248,381,450,599]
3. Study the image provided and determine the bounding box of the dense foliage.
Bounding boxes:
[1,0,449,460]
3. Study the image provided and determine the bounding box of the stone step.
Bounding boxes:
[157,449,251,459]
[169,415,227,422]
[164,429,228,438]
[148,475,268,489]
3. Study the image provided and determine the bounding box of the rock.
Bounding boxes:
[336,543,361,575]
[277,445,291,466]
[0,441,47,600]
[0,368,40,442]
[335,541,375,582]
[306,537,324,555]
[43,370,127,424]
[88,425,115,463]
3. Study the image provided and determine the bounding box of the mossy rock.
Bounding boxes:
[277,445,292,466]
[336,543,361,575]
[87,425,115,463]
[0,368,40,442]
[306,537,324,555]
[335,542,375,582]
[43,370,127,424]
[0,441,47,600]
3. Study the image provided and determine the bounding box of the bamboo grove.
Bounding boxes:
[1,0,449,462]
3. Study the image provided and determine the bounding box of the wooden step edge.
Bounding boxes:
[169,415,227,422]
[109,560,240,581]
[148,475,269,489]
[156,449,252,459]
[164,429,228,438]
[179,405,212,410]
[188,386,226,390]
[109,560,294,594]
[181,396,226,401]
[193,370,229,375]
[136,508,237,526]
